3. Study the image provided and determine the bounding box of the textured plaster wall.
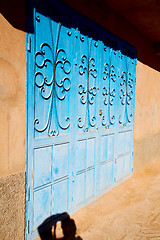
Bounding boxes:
[0,11,26,240]
[0,172,25,240]
[134,62,160,170]
[135,62,160,139]
[0,13,26,178]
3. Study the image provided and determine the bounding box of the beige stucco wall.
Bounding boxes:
[0,13,26,178]
[135,62,160,139]
[0,11,26,240]
[134,62,160,170]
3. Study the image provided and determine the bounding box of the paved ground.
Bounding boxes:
[70,162,160,240]
[38,162,160,240]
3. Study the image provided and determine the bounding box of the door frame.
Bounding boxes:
[25,1,137,239]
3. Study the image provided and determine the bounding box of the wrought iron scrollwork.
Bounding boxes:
[34,20,71,136]
[102,49,116,127]
[119,57,134,125]
[78,39,98,131]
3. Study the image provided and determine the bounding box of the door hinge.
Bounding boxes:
[72,171,75,182]
[27,35,31,52]
[27,220,30,234]
[25,219,30,235]
[26,186,30,201]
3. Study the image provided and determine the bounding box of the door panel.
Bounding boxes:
[99,163,107,191]
[116,156,124,181]
[34,10,73,138]
[33,186,52,231]
[106,160,113,187]
[26,1,136,239]
[53,143,69,180]
[76,140,86,172]
[53,179,69,214]
[86,138,95,168]
[86,169,95,199]
[33,147,52,188]
[75,173,85,206]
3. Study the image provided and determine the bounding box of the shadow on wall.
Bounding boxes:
[0,0,26,31]
[1,0,160,71]
[38,212,83,240]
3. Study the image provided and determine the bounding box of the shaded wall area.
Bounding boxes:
[60,0,160,72]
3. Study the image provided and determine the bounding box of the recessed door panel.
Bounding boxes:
[33,147,52,188]
[101,135,108,162]
[86,169,95,199]
[76,173,85,206]
[77,140,85,172]
[117,156,124,181]
[53,143,69,180]
[99,163,107,191]
[33,187,52,231]
[86,138,95,168]
[106,160,113,187]
[107,134,114,160]
[53,179,69,214]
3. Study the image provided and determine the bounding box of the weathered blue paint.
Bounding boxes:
[26,0,136,239]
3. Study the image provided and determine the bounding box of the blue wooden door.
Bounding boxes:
[26,1,136,239]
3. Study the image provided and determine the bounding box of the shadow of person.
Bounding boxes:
[38,212,83,240]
